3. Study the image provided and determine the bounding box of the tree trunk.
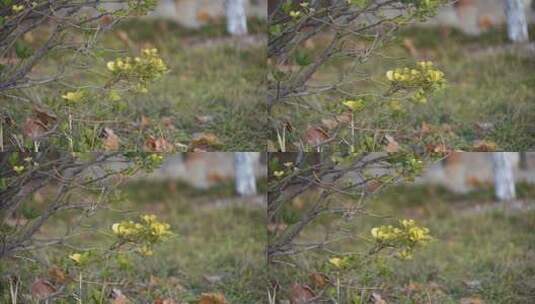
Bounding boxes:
[491,152,517,201]
[225,0,248,36]
[235,152,256,196]
[505,0,529,43]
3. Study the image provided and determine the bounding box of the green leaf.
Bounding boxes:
[294,50,312,66]
[14,41,33,59]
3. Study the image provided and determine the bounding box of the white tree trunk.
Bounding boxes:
[505,0,529,43]
[225,0,248,36]
[492,152,517,201]
[235,152,256,196]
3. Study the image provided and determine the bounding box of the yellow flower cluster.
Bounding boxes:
[112,214,172,256]
[371,219,431,260]
[386,61,444,86]
[62,91,85,103]
[343,99,365,112]
[68,252,90,266]
[106,48,167,92]
[386,61,446,104]
[12,4,24,13]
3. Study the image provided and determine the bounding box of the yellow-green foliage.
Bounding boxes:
[112,214,173,256]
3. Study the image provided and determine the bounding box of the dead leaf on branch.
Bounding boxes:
[154,299,177,304]
[198,292,228,304]
[48,266,69,284]
[102,127,120,151]
[460,296,485,304]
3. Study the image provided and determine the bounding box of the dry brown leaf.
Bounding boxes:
[309,272,329,289]
[403,38,418,58]
[195,115,214,125]
[22,118,46,140]
[31,278,56,300]
[33,107,57,127]
[426,143,450,155]
[198,292,228,304]
[154,299,177,304]
[384,134,400,153]
[321,118,339,130]
[336,112,352,124]
[144,136,173,152]
[289,283,315,304]
[371,292,387,304]
[48,266,68,284]
[111,288,129,304]
[366,179,383,193]
[304,126,329,147]
[420,121,432,136]
[460,296,485,304]
[472,140,497,152]
[189,133,221,151]
[102,127,120,151]
[140,115,151,130]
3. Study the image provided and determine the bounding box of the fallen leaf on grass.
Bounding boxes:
[304,126,329,147]
[403,38,419,58]
[198,292,228,304]
[48,266,68,284]
[384,134,400,153]
[289,283,315,304]
[460,296,485,304]
[195,115,214,125]
[139,115,151,130]
[110,288,129,304]
[102,127,120,151]
[321,118,339,130]
[371,292,387,304]
[22,118,46,140]
[309,272,329,289]
[31,278,56,300]
[144,136,173,152]
[472,140,497,152]
[154,299,177,304]
[189,132,222,151]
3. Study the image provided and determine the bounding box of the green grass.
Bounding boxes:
[270,183,535,303]
[0,181,266,303]
[271,25,535,151]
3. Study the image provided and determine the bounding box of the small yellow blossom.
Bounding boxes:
[289,11,301,18]
[107,61,116,71]
[283,162,293,168]
[12,5,24,13]
[69,253,83,264]
[343,99,365,111]
[62,91,84,103]
[273,170,285,178]
[329,257,344,268]
[13,165,25,174]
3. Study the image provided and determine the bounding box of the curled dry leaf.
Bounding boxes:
[304,126,329,147]
[154,299,177,304]
[472,140,497,152]
[384,134,400,153]
[102,127,120,151]
[48,266,68,284]
[144,136,173,152]
[22,118,46,140]
[460,296,485,304]
[189,132,222,151]
[289,283,315,304]
[198,292,228,304]
[31,278,56,300]
[309,272,329,289]
[140,115,151,130]
[33,107,57,127]
[110,288,129,304]
[371,292,387,304]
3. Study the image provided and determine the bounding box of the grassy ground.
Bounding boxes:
[270,183,535,303]
[0,179,266,303]
[270,25,535,151]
